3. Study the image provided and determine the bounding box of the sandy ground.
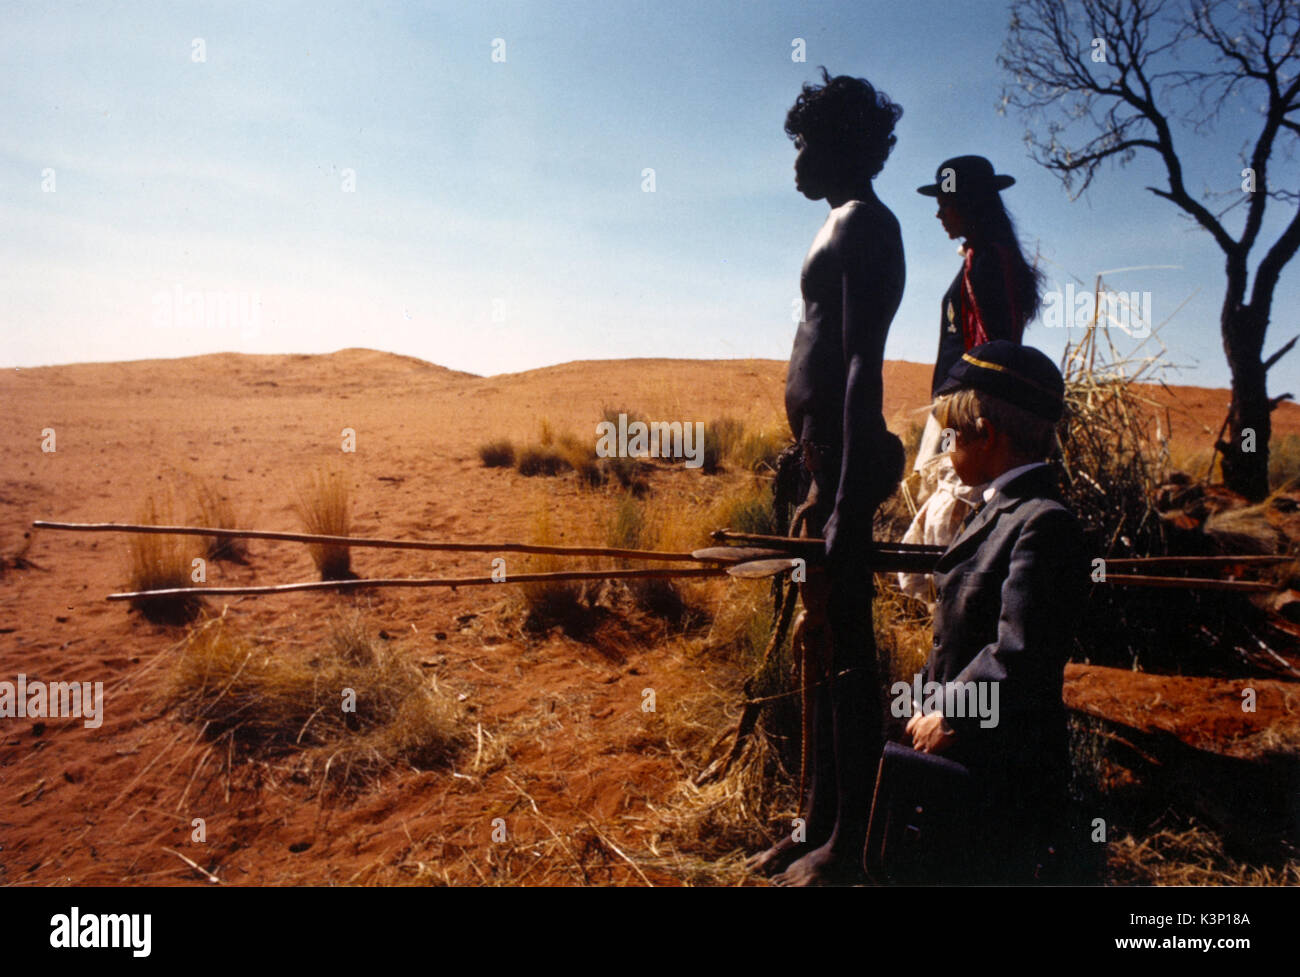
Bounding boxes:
[1,349,1297,885]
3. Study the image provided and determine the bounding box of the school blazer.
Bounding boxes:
[923,464,1087,784]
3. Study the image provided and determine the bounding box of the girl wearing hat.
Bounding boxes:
[912,156,1044,472]
[897,158,1046,600]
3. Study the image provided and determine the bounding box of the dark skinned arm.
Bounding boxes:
[823,221,900,565]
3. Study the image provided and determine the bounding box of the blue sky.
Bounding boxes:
[3,0,1297,389]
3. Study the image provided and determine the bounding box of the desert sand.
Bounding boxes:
[1,350,1297,885]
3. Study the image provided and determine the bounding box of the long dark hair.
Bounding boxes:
[961,192,1044,328]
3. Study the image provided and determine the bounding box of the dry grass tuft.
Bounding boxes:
[608,491,708,630]
[293,469,354,580]
[478,439,515,468]
[605,455,649,494]
[557,432,604,487]
[517,502,589,633]
[1202,499,1287,554]
[126,492,204,625]
[169,611,467,793]
[191,481,249,563]
[697,416,788,476]
[1270,433,1300,489]
[515,445,571,477]
[735,427,790,476]
[716,480,781,537]
[600,405,648,429]
[701,580,782,665]
[701,417,745,474]
[510,490,710,647]
[606,492,646,554]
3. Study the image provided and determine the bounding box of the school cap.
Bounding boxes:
[935,340,1065,423]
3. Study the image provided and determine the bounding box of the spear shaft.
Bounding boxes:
[107,566,731,600]
[32,521,698,563]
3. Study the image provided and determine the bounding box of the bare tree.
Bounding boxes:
[1000,0,1299,500]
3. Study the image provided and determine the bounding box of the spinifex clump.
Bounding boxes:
[191,480,249,563]
[293,469,355,581]
[170,612,467,793]
[126,493,204,625]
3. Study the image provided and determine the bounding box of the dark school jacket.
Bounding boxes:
[923,464,1087,801]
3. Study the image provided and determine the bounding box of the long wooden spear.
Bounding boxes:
[43,520,1288,572]
[710,528,1294,569]
[1100,555,1294,570]
[107,566,731,601]
[104,562,1279,600]
[32,521,698,563]
[710,528,945,554]
[1094,574,1276,593]
[35,518,1292,599]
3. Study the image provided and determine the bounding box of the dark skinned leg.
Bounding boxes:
[774,562,880,886]
[748,483,840,876]
[748,578,838,875]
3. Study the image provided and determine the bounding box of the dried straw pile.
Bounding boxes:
[1054,327,1296,676]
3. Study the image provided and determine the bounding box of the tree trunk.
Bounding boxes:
[1220,304,1272,501]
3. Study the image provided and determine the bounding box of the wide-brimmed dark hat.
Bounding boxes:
[917,155,1015,198]
[935,340,1064,422]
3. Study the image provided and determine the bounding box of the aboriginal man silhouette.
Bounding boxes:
[751,69,905,885]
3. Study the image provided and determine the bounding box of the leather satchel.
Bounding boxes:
[863,740,977,884]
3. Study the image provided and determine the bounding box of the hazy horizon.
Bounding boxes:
[7,345,1260,394]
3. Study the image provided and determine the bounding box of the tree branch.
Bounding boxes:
[1262,333,1298,371]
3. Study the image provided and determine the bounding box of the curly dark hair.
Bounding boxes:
[784,67,903,180]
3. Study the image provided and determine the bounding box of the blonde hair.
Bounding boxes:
[933,388,1056,460]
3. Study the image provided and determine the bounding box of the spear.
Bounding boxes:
[31,519,937,573]
[106,566,731,601]
[708,527,1292,581]
[710,528,945,555]
[32,520,699,562]
[35,518,1291,598]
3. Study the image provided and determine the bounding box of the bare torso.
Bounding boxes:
[785,195,905,531]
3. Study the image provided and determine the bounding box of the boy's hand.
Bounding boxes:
[906,711,956,755]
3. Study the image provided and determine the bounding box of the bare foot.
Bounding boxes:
[745,836,806,877]
[771,841,860,887]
